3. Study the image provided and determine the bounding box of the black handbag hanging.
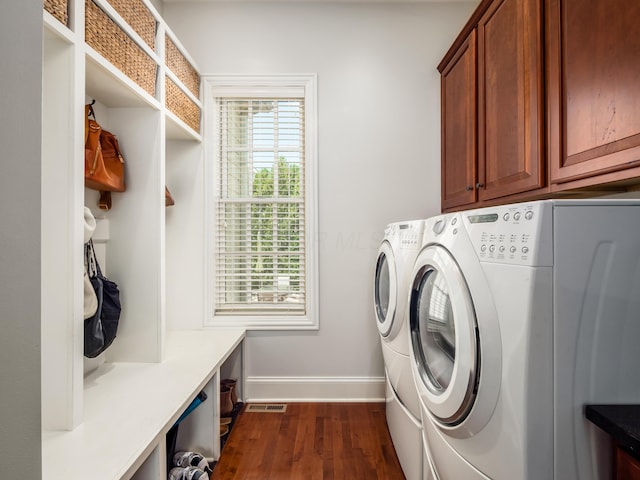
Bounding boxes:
[84,240,122,358]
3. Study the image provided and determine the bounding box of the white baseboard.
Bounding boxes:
[244,376,386,402]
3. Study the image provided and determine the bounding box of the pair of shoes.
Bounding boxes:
[168,465,209,480]
[220,385,234,417]
[221,379,238,405]
[220,379,237,417]
[220,378,238,419]
[171,451,212,480]
[173,451,211,472]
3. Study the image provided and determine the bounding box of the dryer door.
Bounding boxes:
[374,241,397,337]
[409,245,479,427]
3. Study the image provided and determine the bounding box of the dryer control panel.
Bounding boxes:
[387,220,424,250]
[457,202,553,267]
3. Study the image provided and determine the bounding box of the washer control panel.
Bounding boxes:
[459,202,553,266]
[385,221,424,249]
[399,222,423,249]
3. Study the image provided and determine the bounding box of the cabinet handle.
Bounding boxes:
[465,185,473,191]
[476,182,484,189]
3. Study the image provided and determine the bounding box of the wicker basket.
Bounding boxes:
[165,35,200,98]
[44,0,68,25]
[85,0,157,97]
[166,77,200,133]
[107,0,156,50]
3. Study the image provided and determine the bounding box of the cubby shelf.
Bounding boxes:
[42,329,245,480]
[41,1,226,479]
[43,0,202,137]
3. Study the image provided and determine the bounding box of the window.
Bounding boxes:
[204,75,318,329]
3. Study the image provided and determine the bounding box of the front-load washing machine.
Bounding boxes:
[408,199,640,480]
[374,220,425,480]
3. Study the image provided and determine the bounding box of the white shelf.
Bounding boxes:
[42,329,245,480]
[43,12,75,45]
[166,110,203,141]
[85,49,160,109]
[41,2,212,477]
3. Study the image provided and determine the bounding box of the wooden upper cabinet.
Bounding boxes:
[477,0,545,201]
[547,0,640,185]
[440,31,477,211]
[439,0,544,211]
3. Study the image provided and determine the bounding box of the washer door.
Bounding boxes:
[374,241,397,337]
[409,245,479,427]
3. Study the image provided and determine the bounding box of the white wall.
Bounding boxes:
[0,1,42,475]
[149,0,164,15]
[164,1,477,400]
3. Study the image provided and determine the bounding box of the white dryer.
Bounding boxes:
[374,220,425,480]
[408,199,640,480]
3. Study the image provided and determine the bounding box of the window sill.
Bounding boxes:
[207,315,318,331]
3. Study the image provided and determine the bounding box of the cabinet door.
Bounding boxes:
[441,31,477,211]
[547,0,640,185]
[616,446,640,480]
[477,0,544,201]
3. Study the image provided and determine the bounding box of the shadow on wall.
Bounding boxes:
[311,231,384,251]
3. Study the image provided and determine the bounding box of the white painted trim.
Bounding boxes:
[245,376,386,402]
[203,79,215,331]
[202,74,319,331]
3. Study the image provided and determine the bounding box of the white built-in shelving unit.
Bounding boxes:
[41,1,244,478]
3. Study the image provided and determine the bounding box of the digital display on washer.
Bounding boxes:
[468,213,499,224]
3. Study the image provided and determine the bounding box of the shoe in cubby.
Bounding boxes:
[168,465,209,480]
[173,451,211,473]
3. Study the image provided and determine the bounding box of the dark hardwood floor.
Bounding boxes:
[211,402,406,480]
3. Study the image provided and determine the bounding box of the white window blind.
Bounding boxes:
[215,98,306,315]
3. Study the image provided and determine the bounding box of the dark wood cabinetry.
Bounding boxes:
[586,405,640,480]
[439,0,544,211]
[546,0,640,188]
[616,446,640,480]
[439,0,640,212]
[477,0,544,202]
[441,31,477,210]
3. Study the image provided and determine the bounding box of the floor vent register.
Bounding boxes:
[245,403,287,413]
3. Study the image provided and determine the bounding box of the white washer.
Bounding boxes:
[408,199,640,480]
[374,220,425,480]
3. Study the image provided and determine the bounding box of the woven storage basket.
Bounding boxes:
[85,0,157,97]
[165,35,200,98]
[44,0,68,25]
[107,0,156,50]
[166,77,200,133]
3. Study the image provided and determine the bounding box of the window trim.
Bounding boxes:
[203,74,319,330]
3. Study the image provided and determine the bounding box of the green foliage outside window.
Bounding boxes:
[251,157,302,296]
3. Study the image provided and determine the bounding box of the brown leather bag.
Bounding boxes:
[165,186,175,207]
[84,104,126,195]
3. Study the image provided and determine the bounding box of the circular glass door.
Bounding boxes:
[374,242,397,337]
[409,246,479,426]
[375,253,390,320]
[415,267,456,393]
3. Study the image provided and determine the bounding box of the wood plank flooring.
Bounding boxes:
[211,402,406,480]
